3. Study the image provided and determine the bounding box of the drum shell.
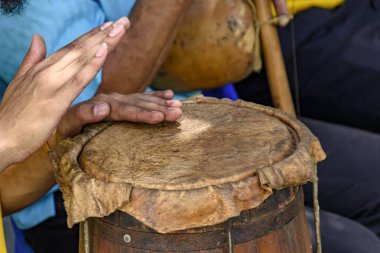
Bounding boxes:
[152,0,257,91]
[80,187,312,253]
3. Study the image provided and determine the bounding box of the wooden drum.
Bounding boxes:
[51,96,325,253]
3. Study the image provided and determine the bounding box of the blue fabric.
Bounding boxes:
[11,186,59,230]
[0,0,136,230]
[202,84,239,101]
[0,78,7,103]
[11,219,35,253]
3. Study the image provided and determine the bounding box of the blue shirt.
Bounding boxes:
[0,0,136,229]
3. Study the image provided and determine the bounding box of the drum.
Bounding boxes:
[152,0,260,91]
[51,96,325,253]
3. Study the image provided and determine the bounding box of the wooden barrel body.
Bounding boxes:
[80,187,312,253]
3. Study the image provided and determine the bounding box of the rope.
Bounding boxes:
[244,0,293,72]
[289,0,322,251]
[245,1,322,253]
[228,218,235,253]
[84,221,90,253]
[288,1,322,251]
[289,0,302,117]
[313,169,322,253]
[244,0,262,72]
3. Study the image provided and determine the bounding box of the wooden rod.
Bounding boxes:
[254,0,296,116]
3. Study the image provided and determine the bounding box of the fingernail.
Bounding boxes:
[167,100,182,106]
[109,22,125,37]
[168,107,181,111]
[100,21,113,30]
[95,43,108,58]
[93,103,109,116]
[116,16,130,27]
[278,15,290,27]
[151,111,164,117]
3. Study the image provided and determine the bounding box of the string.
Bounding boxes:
[245,1,322,253]
[290,10,301,116]
[244,0,293,72]
[228,219,235,253]
[288,0,322,252]
[313,168,322,253]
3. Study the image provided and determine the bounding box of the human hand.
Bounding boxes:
[0,17,130,170]
[55,90,183,140]
[273,0,290,27]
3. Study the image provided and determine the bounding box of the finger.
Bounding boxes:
[58,101,110,137]
[107,101,166,124]
[163,107,183,121]
[138,93,183,107]
[166,99,182,107]
[55,42,109,104]
[274,0,290,27]
[47,22,112,66]
[57,19,127,83]
[106,93,183,121]
[144,90,175,100]
[128,98,183,121]
[14,34,46,79]
[50,16,129,70]
[274,0,288,16]
[112,92,182,107]
[144,90,182,107]
[143,90,183,107]
[97,93,183,121]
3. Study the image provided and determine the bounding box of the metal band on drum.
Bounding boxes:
[88,187,303,251]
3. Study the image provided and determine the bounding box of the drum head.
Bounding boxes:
[80,99,295,190]
[51,96,325,232]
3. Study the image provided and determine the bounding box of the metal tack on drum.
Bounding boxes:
[123,234,131,243]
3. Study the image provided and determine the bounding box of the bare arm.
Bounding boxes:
[0,90,182,216]
[0,17,130,171]
[0,146,56,216]
[99,0,192,94]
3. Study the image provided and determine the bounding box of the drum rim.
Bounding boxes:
[50,96,325,231]
[74,96,320,191]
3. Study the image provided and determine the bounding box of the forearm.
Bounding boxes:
[99,0,192,94]
[0,145,55,216]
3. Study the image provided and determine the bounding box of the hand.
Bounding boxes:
[0,17,130,171]
[56,90,183,140]
[273,0,290,27]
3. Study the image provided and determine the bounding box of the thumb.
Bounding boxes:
[58,101,111,137]
[14,34,47,79]
[274,0,290,27]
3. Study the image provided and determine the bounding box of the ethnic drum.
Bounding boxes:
[51,96,325,253]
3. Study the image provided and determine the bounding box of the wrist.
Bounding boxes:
[47,128,63,149]
[0,129,16,171]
